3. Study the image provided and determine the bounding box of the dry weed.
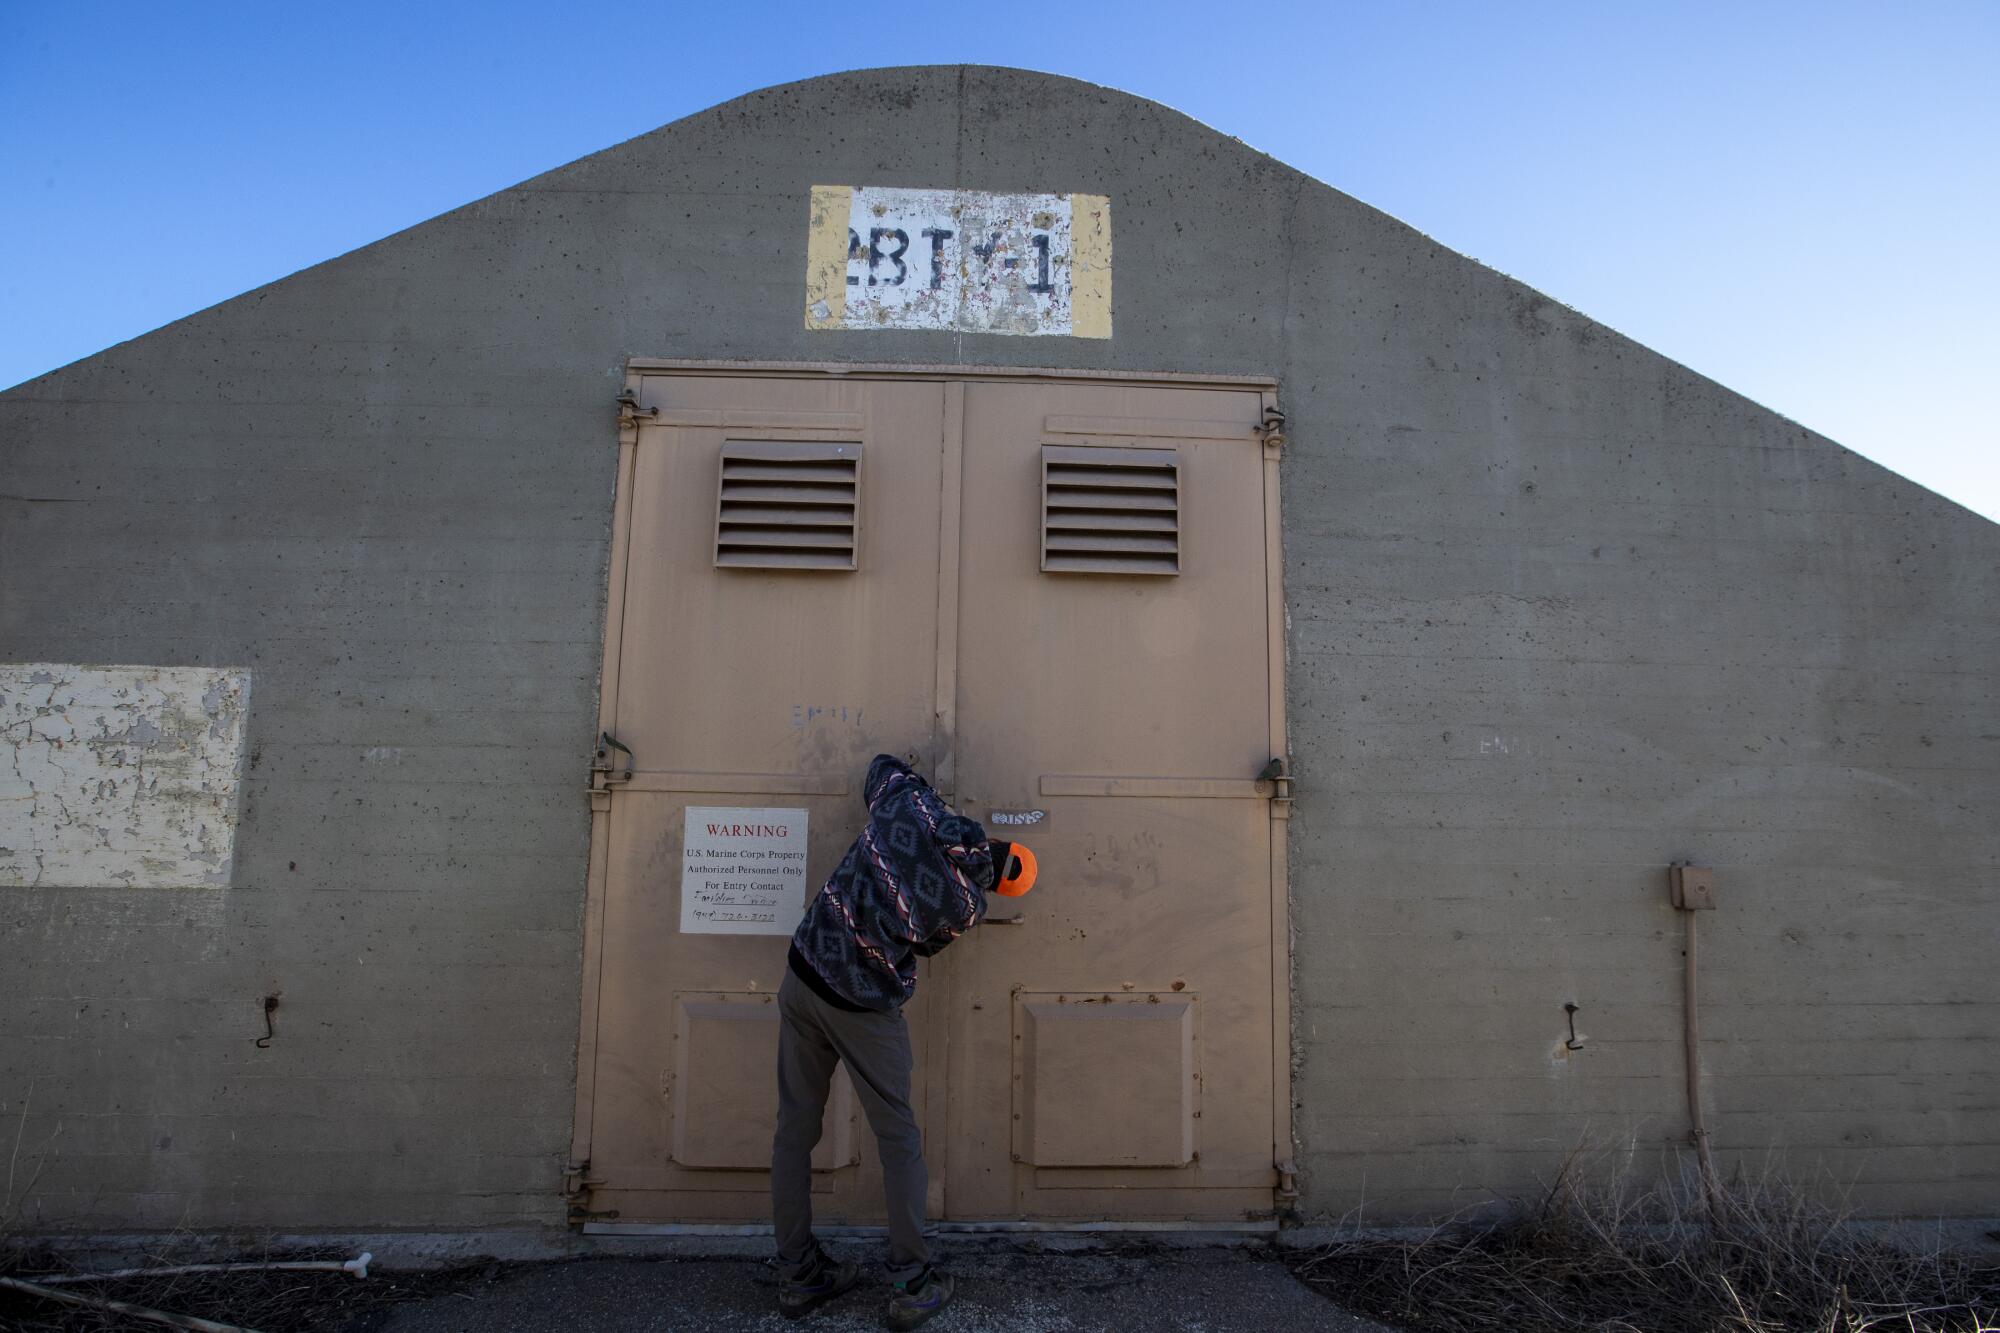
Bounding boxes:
[1291,1159,2000,1333]
[0,1243,490,1332]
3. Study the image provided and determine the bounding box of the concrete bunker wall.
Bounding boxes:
[1,65,1994,1231]
[1278,220,2000,1220]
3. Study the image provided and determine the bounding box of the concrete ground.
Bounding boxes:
[361,1244,1392,1333]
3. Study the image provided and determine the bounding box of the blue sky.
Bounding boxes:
[4,2,1996,520]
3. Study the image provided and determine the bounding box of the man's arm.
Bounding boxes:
[857,753,995,951]
[862,753,919,810]
[936,814,999,895]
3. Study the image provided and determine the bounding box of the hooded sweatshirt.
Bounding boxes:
[788,754,996,1012]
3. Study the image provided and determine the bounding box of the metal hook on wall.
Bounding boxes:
[1563,1002,1585,1050]
[255,995,279,1048]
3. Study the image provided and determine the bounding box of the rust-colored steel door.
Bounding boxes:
[937,381,1287,1220]
[572,375,952,1226]
[572,368,1289,1228]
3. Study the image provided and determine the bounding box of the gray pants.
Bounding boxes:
[772,968,930,1283]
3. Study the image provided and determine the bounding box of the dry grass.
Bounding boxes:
[0,1244,492,1332]
[1290,1161,2000,1333]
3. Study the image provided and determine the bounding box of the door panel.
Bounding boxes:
[614,375,945,777]
[952,381,1271,787]
[583,375,945,1224]
[1015,991,1196,1167]
[671,993,855,1171]
[941,381,1279,1220]
[589,787,888,1206]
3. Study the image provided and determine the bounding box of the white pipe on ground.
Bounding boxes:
[31,1251,372,1285]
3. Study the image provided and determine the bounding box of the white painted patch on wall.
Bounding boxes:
[805,185,1112,338]
[0,664,252,889]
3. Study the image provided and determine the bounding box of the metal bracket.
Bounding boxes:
[589,732,634,810]
[616,388,658,445]
[1256,756,1294,806]
[1255,405,1287,458]
[1275,1158,1299,1207]
[563,1159,613,1225]
[616,388,658,426]
[593,732,634,785]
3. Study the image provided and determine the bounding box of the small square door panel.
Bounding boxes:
[671,993,855,1171]
[1014,993,1196,1167]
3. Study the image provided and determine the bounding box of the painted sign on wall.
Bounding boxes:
[1,664,251,889]
[805,186,1111,338]
[680,806,810,935]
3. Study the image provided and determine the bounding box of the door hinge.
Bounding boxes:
[1275,1158,1300,1211]
[564,1159,616,1224]
[1256,756,1293,806]
[589,732,634,810]
[1255,405,1286,458]
[615,388,658,444]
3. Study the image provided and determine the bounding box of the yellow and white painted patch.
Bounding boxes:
[1,665,251,889]
[806,185,1111,338]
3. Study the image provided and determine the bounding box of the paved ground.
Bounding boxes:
[360,1245,1392,1333]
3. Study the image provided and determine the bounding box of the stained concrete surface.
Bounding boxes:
[360,1247,1388,1333]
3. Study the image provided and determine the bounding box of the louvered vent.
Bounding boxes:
[1042,445,1180,575]
[715,441,860,570]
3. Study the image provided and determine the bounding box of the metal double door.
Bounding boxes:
[570,367,1289,1227]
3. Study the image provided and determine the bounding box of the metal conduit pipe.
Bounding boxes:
[1671,862,1722,1209]
[1683,910,1720,1195]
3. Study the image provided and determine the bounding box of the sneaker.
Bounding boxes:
[885,1266,954,1331]
[778,1251,861,1319]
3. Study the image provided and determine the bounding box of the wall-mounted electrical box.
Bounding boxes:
[1669,864,1717,911]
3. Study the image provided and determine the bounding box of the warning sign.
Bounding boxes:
[680,806,810,936]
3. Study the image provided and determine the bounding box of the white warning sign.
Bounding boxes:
[680,806,811,936]
[805,185,1112,338]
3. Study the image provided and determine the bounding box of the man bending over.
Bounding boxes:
[772,753,1036,1327]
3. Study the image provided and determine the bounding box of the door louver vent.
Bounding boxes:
[715,441,860,570]
[1042,445,1181,576]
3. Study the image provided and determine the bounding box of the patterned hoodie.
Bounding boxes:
[788,754,996,1012]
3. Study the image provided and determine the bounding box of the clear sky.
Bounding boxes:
[4,2,1995,521]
